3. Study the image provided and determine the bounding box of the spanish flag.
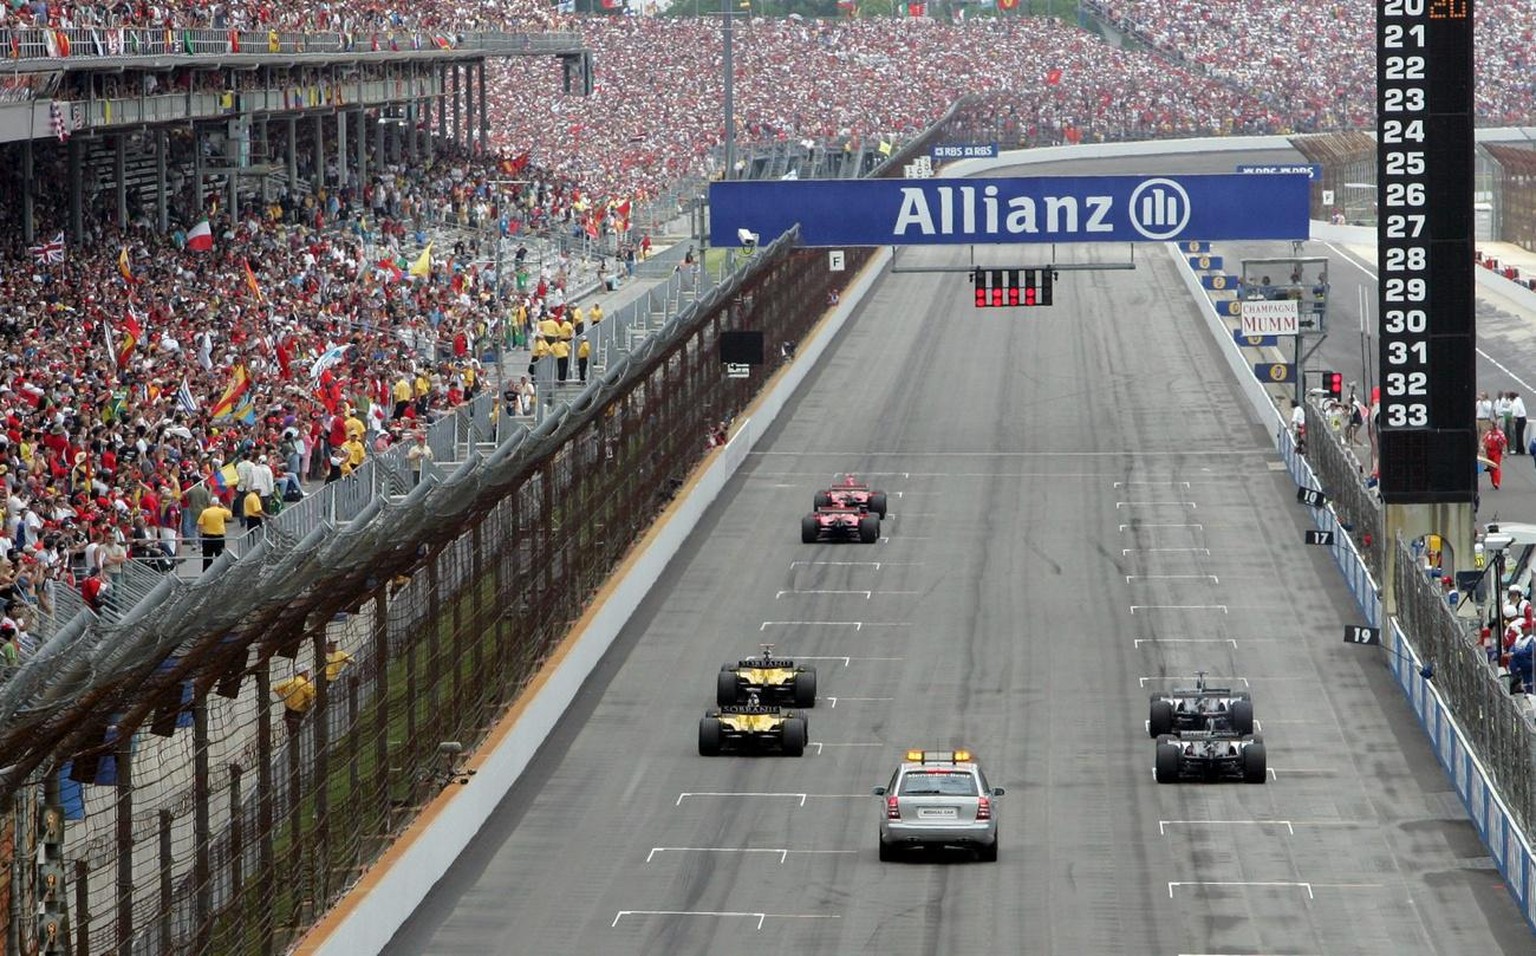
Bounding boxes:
[209,364,252,420]
[241,257,264,301]
[117,246,135,284]
[115,309,143,367]
[408,243,433,278]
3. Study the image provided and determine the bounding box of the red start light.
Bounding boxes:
[974,285,987,308]
[990,287,1004,307]
[1024,287,1037,306]
[1007,286,1020,306]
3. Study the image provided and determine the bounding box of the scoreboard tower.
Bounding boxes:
[1375,0,1477,600]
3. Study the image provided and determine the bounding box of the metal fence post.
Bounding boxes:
[193,693,212,954]
[157,809,173,955]
[113,728,134,956]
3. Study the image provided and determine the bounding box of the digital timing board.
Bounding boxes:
[1375,0,1476,503]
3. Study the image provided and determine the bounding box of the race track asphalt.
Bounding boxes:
[381,218,1534,954]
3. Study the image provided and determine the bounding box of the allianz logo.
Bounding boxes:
[892,178,1192,241]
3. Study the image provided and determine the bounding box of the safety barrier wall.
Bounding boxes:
[1169,237,1536,933]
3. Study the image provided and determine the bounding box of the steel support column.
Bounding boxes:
[355,108,367,192]
[154,130,167,233]
[335,106,348,189]
[312,112,325,196]
[68,136,83,239]
[286,116,298,200]
[114,134,127,228]
[478,61,489,155]
[21,139,34,243]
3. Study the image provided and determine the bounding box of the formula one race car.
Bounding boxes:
[802,505,881,543]
[1148,672,1254,737]
[814,475,888,518]
[1154,731,1266,784]
[698,693,808,756]
[718,646,817,708]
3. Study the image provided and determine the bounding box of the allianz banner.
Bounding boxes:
[710,174,1310,247]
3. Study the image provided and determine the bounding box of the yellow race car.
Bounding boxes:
[718,646,818,708]
[698,694,808,757]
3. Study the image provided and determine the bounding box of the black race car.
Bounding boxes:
[1154,731,1266,784]
[718,646,817,708]
[1148,672,1254,737]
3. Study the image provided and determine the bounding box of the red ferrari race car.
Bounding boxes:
[802,504,881,543]
[813,475,888,518]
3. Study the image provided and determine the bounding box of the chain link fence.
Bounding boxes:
[1393,537,1536,838]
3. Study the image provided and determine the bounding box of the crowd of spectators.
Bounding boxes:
[0,135,605,635]
[484,15,1286,204]
[1084,0,1536,129]
[0,5,1533,649]
[0,0,560,35]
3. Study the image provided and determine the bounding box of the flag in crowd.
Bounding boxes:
[409,244,433,278]
[117,246,135,284]
[309,343,349,384]
[187,219,214,252]
[1045,67,1064,85]
[175,379,198,416]
[210,364,252,420]
[48,101,70,143]
[115,309,143,367]
[210,462,240,494]
[28,231,65,265]
[241,258,264,301]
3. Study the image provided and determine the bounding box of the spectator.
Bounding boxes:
[197,498,233,571]
[324,639,354,684]
[271,668,316,735]
[405,432,433,486]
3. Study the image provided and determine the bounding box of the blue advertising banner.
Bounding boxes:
[1201,273,1237,291]
[1188,254,1224,271]
[1236,163,1322,180]
[710,174,1310,247]
[1234,331,1281,347]
[1254,362,1296,384]
[933,143,1000,160]
[1178,240,1211,254]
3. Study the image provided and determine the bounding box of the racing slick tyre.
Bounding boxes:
[717,669,741,707]
[1155,742,1181,784]
[781,716,807,756]
[977,839,998,863]
[792,668,818,708]
[878,838,898,862]
[1148,699,1175,737]
[814,491,832,509]
[698,718,722,756]
[1242,742,1267,783]
[869,492,888,518]
[858,514,880,544]
[801,515,819,544]
[1230,699,1255,735]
